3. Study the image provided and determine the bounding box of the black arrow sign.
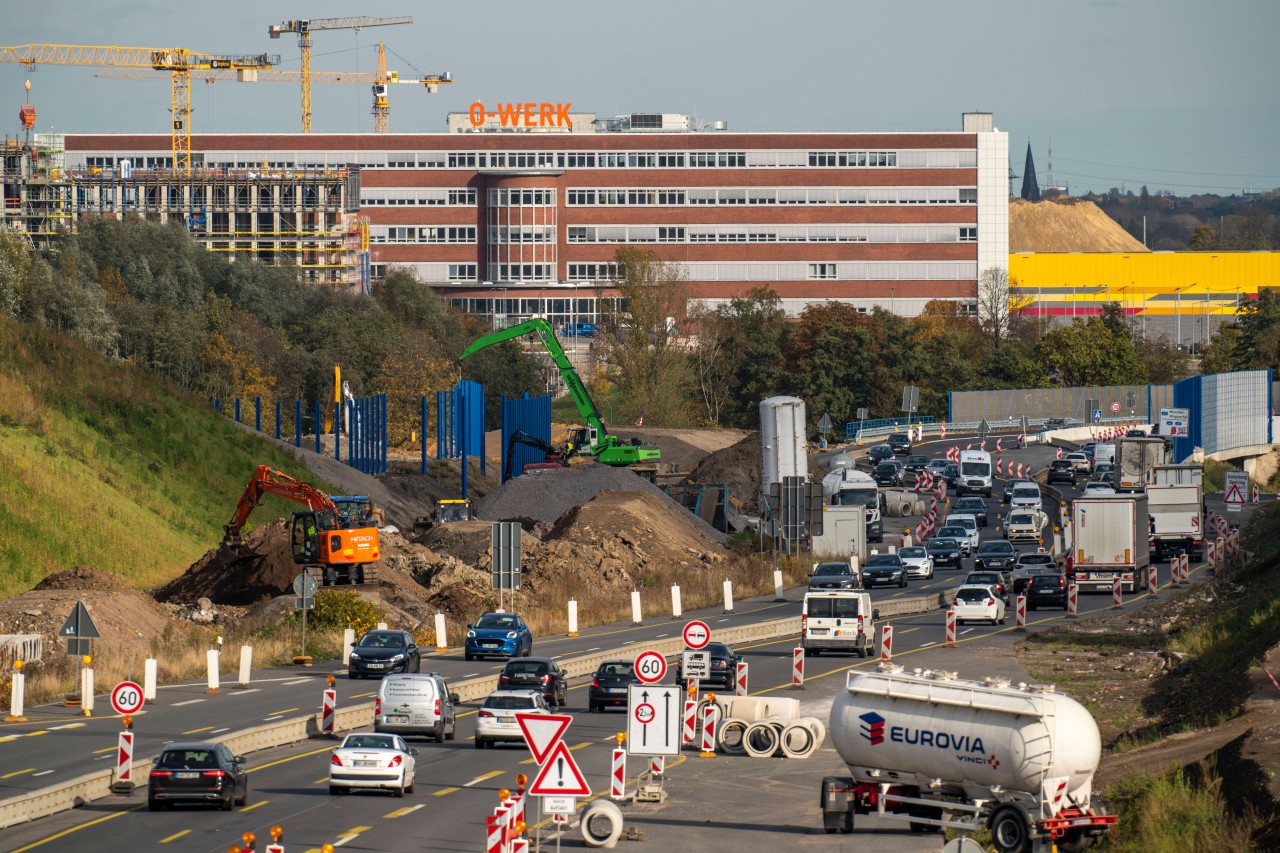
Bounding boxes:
[640,689,651,746]
[662,690,672,746]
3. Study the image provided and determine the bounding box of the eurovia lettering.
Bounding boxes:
[470,102,573,128]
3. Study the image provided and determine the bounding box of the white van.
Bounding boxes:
[800,591,877,657]
[1092,442,1117,469]
[957,450,993,496]
[375,673,459,743]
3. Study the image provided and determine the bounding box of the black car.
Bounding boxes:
[1047,459,1076,485]
[926,536,964,568]
[953,496,989,527]
[904,454,930,473]
[886,433,913,455]
[497,657,569,707]
[964,570,1009,602]
[867,444,895,464]
[1026,573,1068,609]
[349,630,422,679]
[1045,417,1067,428]
[148,741,248,811]
[973,540,1017,574]
[862,554,907,588]
[588,660,640,712]
[1013,566,1060,596]
[943,462,960,489]
[873,460,904,486]
[809,561,859,591]
[675,642,738,691]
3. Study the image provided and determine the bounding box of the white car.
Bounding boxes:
[943,514,981,553]
[936,525,974,556]
[897,545,934,579]
[1004,509,1048,542]
[1007,482,1042,511]
[1081,481,1116,496]
[951,585,1007,625]
[329,732,417,796]
[475,689,552,749]
[1065,452,1092,474]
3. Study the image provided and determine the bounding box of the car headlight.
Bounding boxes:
[349,652,361,660]
[467,630,476,639]
[391,654,405,662]
[506,631,518,639]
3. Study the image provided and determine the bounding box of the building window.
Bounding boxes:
[959,227,977,242]
[567,263,620,281]
[808,263,838,280]
[959,188,977,204]
[448,264,477,280]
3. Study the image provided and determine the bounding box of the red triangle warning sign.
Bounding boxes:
[1224,484,1245,504]
[528,740,592,797]
[515,712,572,766]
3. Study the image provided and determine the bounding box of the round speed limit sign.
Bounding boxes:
[110,680,145,715]
[633,650,668,684]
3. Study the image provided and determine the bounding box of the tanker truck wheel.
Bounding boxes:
[989,806,1032,853]
[1056,830,1093,852]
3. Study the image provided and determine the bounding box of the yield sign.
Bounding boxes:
[1224,483,1246,505]
[515,712,572,765]
[528,740,592,797]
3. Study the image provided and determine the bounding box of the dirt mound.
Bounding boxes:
[34,565,130,592]
[153,521,303,606]
[605,427,751,473]
[689,431,762,514]
[1010,197,1149,253]
[474,464,726,543]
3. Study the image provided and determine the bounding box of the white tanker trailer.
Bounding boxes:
[821,666,1117,852]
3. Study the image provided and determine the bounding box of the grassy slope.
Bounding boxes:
[0,319,337,598]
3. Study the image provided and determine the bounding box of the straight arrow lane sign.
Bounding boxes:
[528,740,591,797]
[626,684,680,757]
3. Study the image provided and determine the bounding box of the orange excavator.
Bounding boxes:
[223,464,380,586]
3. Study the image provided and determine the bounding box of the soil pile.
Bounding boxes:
[153,521,301,606]
[689,431,762,514]
[34,565,130,592]
[605,427,751,473]
[1010,197,1149,253]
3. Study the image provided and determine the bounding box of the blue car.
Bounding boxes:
[465,612,533,661]
[561,322,597,337]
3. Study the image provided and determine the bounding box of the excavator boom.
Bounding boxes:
[224,464,336,537]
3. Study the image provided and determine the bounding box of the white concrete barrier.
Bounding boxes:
[343,627,356,661]
[671,585,682,619]
[206,649,220,694]
[81,668,94,715]
[238,645,252,687]
[631,590,642,625]
[568,600,579,637]
[143,658,157,702]
[723,579,735,613]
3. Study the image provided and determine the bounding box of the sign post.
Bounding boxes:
[293,572,317,666]
[1224,471,1248,514]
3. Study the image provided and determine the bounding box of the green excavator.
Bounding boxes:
[459,318,661,467]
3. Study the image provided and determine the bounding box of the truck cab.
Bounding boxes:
[956,450,993,497]
[801,591,877,657]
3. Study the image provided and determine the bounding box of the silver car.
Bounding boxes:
[897,545,934,579]
[475,689,552,749]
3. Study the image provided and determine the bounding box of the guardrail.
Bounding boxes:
[0,591,950,829]
[850,417,1142,446]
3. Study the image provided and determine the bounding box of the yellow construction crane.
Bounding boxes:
[96,42,451,134]
[268,16,413,133]
[0,44,277,172]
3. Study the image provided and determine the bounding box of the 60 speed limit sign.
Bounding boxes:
[110,680,145,715]
[633,650,667,684]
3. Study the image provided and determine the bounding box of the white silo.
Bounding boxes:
[760,396,808,500]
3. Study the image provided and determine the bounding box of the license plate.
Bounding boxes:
[809,628,829,635]
[608,687,626,693]
[483,642,499,648]
[499,716,515,724]
[355,760,377,767]
[367,663,383,669]
[386,716,409,724]
[176,771,199,779]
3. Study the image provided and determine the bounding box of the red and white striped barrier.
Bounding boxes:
[1015,595,1026,629]
[116,731,134,785]
[995,436,1003,452]
[1056,447,1063,459]
[966,443,973,451]
[321,689,336,735]
[735,661,748,696]
[1216,536,1225,563]
[611,748,627,800]
[511,838,529,853]
[1148,563,1158,595]
[700,703,719,757]
[512,791,525,830]
[1207,541,1217,567]
[486,815,503,853]
[880,624,893,661]
[1229,529,1240,555]
[940,422,947,439]
[792,646,804,689]
[1254,485,1261,505]
[945,609,956,648]
[683,697,697,746]
[650,756,664,777]
[1067,583,1079,617]
[1112,576,1123,608]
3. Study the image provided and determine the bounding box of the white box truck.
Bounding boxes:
[1115,436,1166,492]
[821,667,1117,851]
[956,449,993,497]
[1069,493,1150,592]
[1153,464,1203,488]
[1147,484,1204,561]
[810,505,868,560]
[823,468,883,542]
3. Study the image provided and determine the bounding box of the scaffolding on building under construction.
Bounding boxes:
[2,133,73,245]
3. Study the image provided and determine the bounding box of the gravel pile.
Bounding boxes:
[474,464,727,544]
[689,431,762,514]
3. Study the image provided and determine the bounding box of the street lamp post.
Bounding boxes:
[1175,287,1182,349]
[1204,289,1211,350]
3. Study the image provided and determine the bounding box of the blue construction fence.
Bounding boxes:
[844,415,935,440]
[501,392,553,483]
[214,394,387,475]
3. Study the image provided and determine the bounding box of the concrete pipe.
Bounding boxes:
[743,720,780,758]
[725,696,765,723]
[799,716,827,747]
[696,698,728,723]
[580,798,624,848]
[717,717,749,755]
[896,500,914,518]
[780,721,817,759]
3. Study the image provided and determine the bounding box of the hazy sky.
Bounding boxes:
[6,0,1278,195]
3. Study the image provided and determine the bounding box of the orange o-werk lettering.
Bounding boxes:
[468,102,574,128]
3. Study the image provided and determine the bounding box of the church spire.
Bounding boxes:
[1020,141,1041,201]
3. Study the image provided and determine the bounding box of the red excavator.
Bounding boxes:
[223,465,380,586]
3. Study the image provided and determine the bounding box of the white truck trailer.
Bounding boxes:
[810,505,868,559]
[821,666,1116,852]
[822,467,883,542]
[1146,483,1204,561]
[1069,493,1150,592]
[1115,436,1166,492]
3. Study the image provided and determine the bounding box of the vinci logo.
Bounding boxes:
[859,712,886,745]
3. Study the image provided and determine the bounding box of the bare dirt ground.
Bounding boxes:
[1010,197,1150,253]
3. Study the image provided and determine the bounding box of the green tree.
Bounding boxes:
[691,287,789,427]
[1199,324,1242,374]
[1034,317,1146,386]
[1134,335,1191,383]
[1189,224,1218,250]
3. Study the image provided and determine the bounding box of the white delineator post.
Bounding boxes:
[342,627,356,662]
[1148,563,1158,596]
[143,658,157,703]
[432,615,446,653]
[945,610,956,648]
[792,646,804,689]
[610,748,627,800]
[238,645,252,687]
[671,585,682,619]
[116,730,134,786]
[567,600,579,637]
[735,661,748,696]
[377,621,388,630]
[682,696,697,746]
[880,624,893,661]
[5,664,25,721]
[699,702,718,757]
[773,570,785,601]
[322,689,337,735]
[81,666,95,715]
[631,590,643,625]
[206,648,220,695]
[723,579,734,614]
[1067,583,1079,617]
[1112,576,1123,608]
[1016,595,1027,630]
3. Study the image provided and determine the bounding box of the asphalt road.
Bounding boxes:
[1,439,1240,852]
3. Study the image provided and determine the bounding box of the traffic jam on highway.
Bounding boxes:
[0,423,1245,853]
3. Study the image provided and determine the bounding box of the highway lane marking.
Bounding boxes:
[32,770,53,777]
[462,673,480,678]
[159,830,190,843]
[182,726,215,735]
[48,723,84,731]
[464,770,504,787]
[283,679,311,686]
[434,786,460,796]
[264,715,282,721]
[385,804,425,818]
[585,649,600,653]
[569,742,591,751]
[25,731,49,737]
[339,826,372,837]
[2,768,34,778]
[172,699,204,707]
[717,618,730,622]
[212,728,230,734]
[352,691,376,698]
[10,803,144,852]
[247,745,334,773]
[239,800,269,812]
[314,777,328,784]
[231,688,260,695]
[960,629,975,635]
[655,634,668,638]
[0,736,16,742]
[269,707,300,715]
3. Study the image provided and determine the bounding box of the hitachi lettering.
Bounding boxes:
[469,101,573,128]
[890,725,986,757]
